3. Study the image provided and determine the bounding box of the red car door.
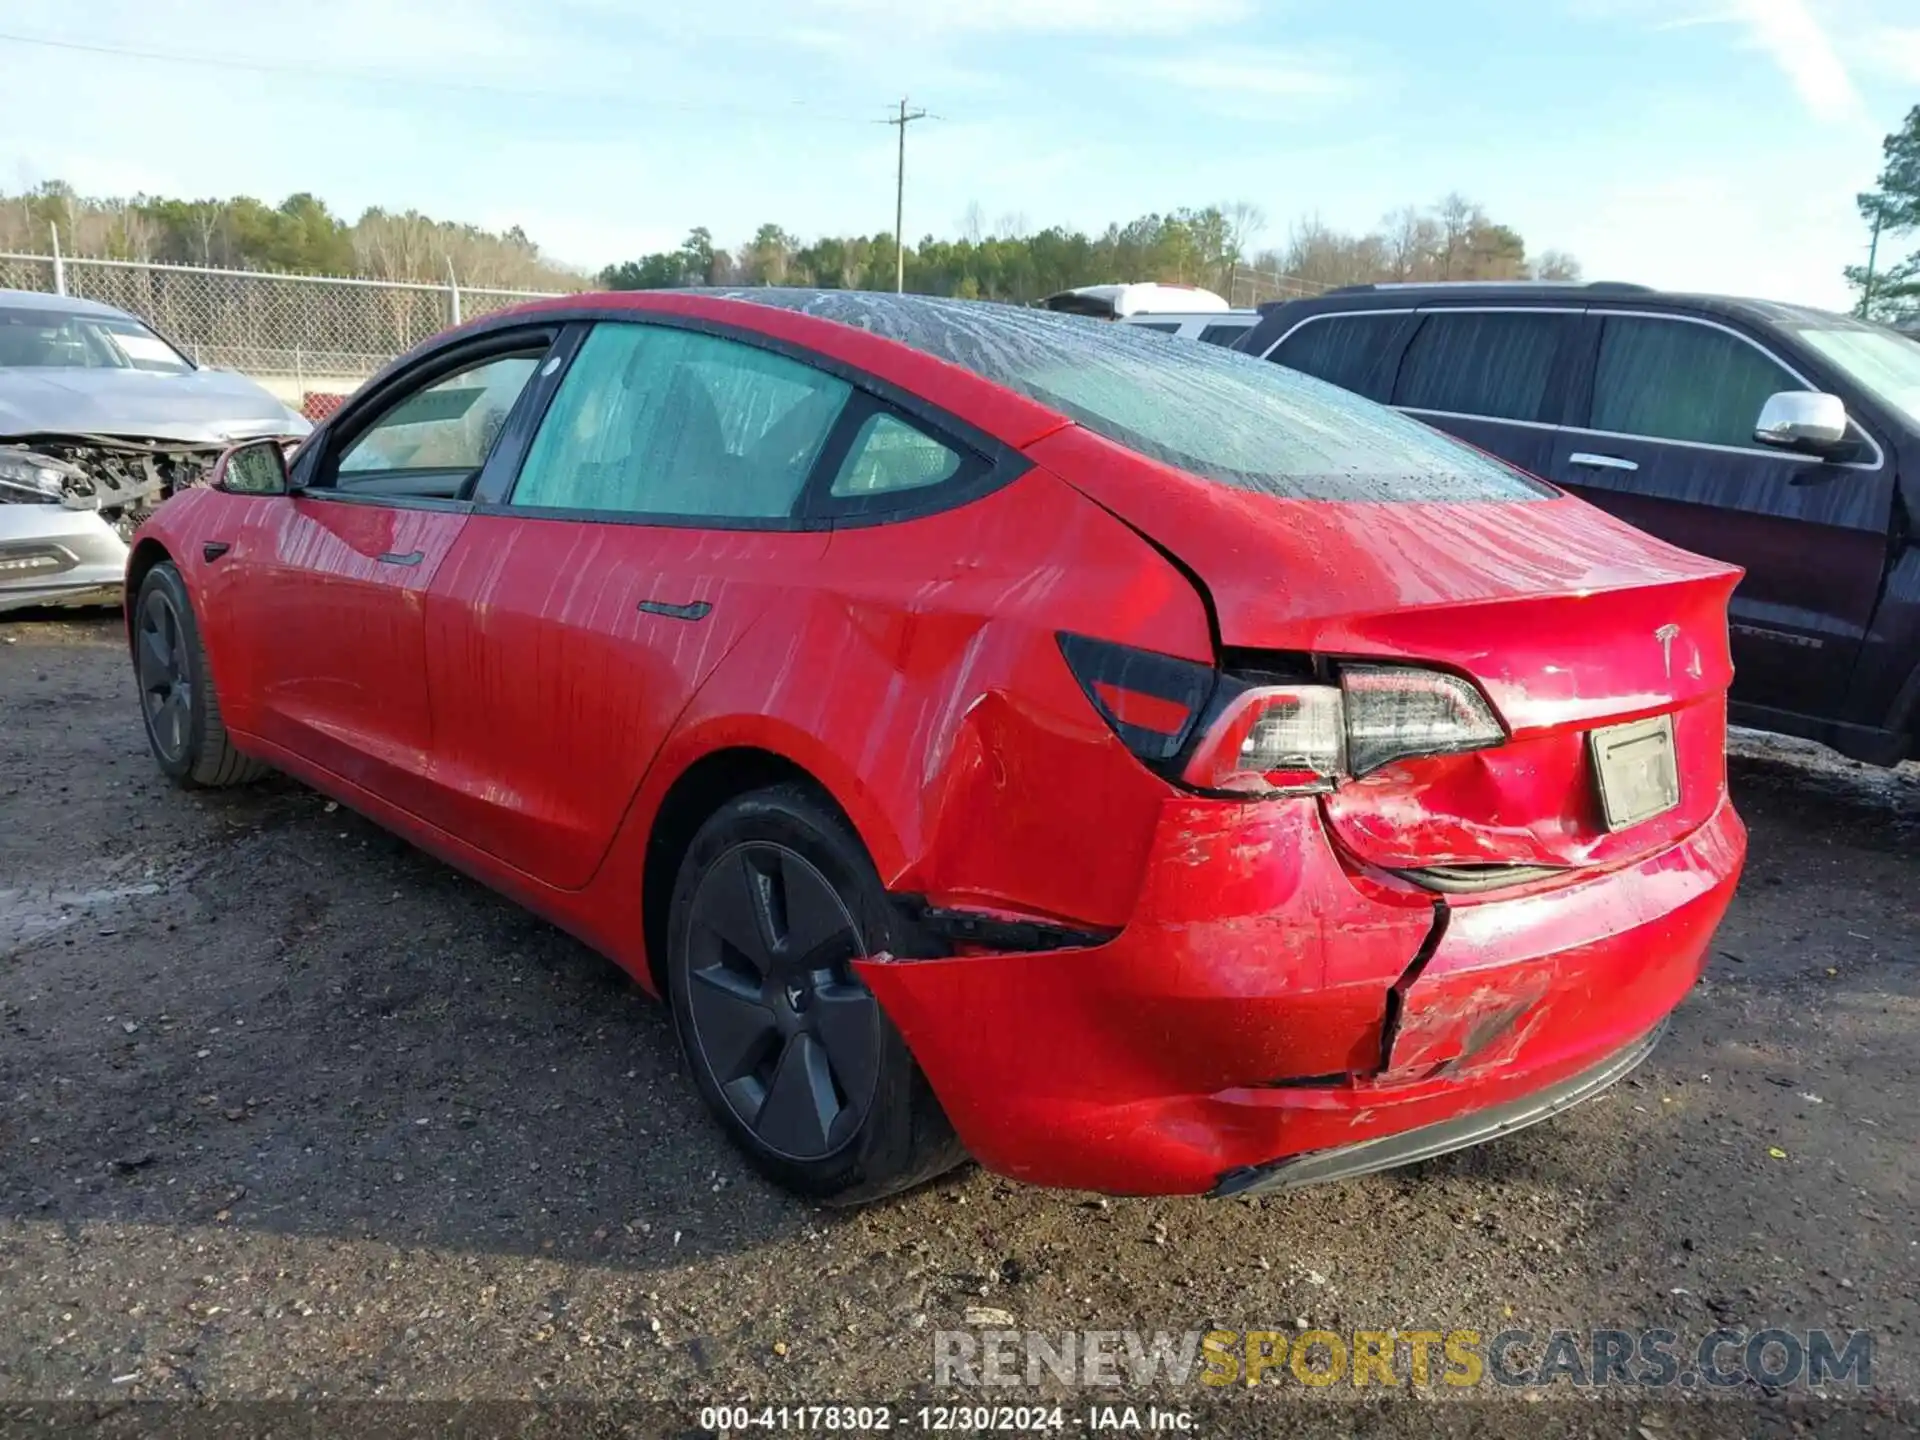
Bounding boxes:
[221,339,553,814]
[419,319,849,889]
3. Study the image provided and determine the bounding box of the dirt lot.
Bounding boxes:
[1,614,1915,1438]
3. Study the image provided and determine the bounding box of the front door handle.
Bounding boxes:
[1567,452,1639,473]
[637,598,712,622]
[374,550,425,567]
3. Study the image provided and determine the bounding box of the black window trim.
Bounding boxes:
[1576,309,1886,472]
[291,323,569,513]
[474,310,1030,533]
[1256,306,1415,361]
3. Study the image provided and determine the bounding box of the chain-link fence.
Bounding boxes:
[0,253,565,398]
[1225,264,1332,309]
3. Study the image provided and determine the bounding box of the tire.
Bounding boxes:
[132,561,267,789]
[666,783,966,1204]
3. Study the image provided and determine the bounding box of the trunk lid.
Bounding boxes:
[1028,425,1742,874]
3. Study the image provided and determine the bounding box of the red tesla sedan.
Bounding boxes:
[126,290,1747,1202]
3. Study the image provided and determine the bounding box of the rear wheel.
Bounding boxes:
[133,561,266,788]
[666,784,964,1203]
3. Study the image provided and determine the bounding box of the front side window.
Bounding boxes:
[1788,321,1920,429]
[336,352,542,484]
[511,323,850,519]
[1591,317,1798,448]
[0,305,192,374]
[1392,311,1567,422]
[1271,313,1402,396]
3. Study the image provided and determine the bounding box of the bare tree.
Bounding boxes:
[1530,249,1583,282]
[960,201,986,246]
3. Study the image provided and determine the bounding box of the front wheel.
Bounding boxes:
[665,783,965,1204]
[132,561,266,789]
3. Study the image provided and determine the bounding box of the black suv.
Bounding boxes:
[1237,282,1920,765]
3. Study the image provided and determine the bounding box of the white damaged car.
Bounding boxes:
[0,289,309,612]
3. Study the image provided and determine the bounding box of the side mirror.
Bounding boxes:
[211,438,291,496]
[1754,391,1849,455]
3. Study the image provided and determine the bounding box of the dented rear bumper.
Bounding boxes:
[855,792,1744,1195]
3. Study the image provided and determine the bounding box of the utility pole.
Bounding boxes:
[1860,202,1885,320]
[886,97,929,293]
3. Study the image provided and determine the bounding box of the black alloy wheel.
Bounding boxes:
[682,841,881,1160]
[664,783,966,1202]
[136,583,194,766]
[131,561,265,788]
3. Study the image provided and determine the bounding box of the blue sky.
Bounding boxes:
[7,0,1918,307]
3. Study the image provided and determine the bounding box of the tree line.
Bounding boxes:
[1,181,586,292]
[602,194,1581,301]
[3,179,1583,304]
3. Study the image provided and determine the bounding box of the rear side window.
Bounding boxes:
[511,323,849,519]
[1198,323,1252,347]
[1392,312,1567,422]
[831,413,961,497]
[1271,313,1402,396]
[1132,321,1180,335]
[1591,316,1798,448]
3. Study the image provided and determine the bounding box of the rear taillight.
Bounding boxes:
[1183,666,1505,796]
[1339,665,1506,773]
[1059,636,1505,796]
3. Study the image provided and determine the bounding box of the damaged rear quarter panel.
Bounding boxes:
[622,465,1216,942]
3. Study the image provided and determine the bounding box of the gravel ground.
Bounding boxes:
[1,614,1915,1439]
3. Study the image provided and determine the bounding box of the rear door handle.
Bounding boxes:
[375,550,425,567]
[202,542,231,562]
[1567,452,1639,473]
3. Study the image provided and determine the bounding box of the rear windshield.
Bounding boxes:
[717,290,1549,503]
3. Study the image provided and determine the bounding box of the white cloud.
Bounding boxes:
[1580,0,1867,123]
[1725,0,1863,123]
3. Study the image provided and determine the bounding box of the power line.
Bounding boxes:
[0,29,882,125]
[882,98,931,293]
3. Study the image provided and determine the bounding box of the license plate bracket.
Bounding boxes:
[1590,714,1679,831]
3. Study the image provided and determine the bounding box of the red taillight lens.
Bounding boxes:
[1184,667,1506,795]
[1182,684,1345,793]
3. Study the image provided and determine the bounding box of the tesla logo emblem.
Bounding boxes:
[1655,623,1681,678]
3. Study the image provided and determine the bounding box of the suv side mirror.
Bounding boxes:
[211,439,291,496]
[1754,391,1849,455]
